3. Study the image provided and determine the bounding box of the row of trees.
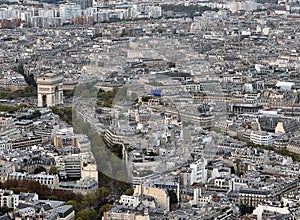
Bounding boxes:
[0,104,27,113]
[0,180,137,219]
[0,179,76,201]
[50,106,73,125]
[0,178,124,219]
[33,166,58,175]
[246,141,300,162]
[228,134,300,163]
[63,89,75,99]
[276,148,300,162]
[70,82,133,219]
[66,187,112,220]
[73,118,129,188]
[0,86,37,100]
[96,87,119,108]
[0,206,13,216]
[71,186,136,220]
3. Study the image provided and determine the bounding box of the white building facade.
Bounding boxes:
[190,158,208,184]
[59,3,82,24]
[250,131,274,146]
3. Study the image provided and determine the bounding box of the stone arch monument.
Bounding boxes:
[37,74,63,107]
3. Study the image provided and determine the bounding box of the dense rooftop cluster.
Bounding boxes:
[1,0,300,219]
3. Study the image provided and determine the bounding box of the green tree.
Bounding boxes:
[64,89,75,98]
[76,209,97,220]
[0,205,12,216]
[74,193,84,204]
[32,110,41,116]
[76,210,89,220]
[34,166,46,174]
[66,200,79,213]
[96,187,110,199]
[124,188,134,196]
[0,104,27,113]
[91,32,102,39]
[88,209,97,220]
[99,204,111,218]
[50,106,73,125]
[82,193,96,207]
[96,87,119,108]
[49,166,58,175]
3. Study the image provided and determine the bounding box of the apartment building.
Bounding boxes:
[8,172,59,189]
[250,131,274,146]
[0,189,19,209]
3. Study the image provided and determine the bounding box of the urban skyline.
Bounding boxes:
[1,0,300,219]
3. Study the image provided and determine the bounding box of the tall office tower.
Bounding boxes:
[59,3,82,24]
[70,0,92,10]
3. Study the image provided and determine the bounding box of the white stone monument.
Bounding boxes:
[37,74,63,107]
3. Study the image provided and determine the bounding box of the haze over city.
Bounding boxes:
[0,0,300,219]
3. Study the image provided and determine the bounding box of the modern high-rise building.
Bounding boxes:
[59,3,82,24]
[70,0,92,10]
[190,158,208,184]
[64,156,82,180]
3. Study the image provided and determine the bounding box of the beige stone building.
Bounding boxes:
[134,185,170,211]
[37,74,63,107]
